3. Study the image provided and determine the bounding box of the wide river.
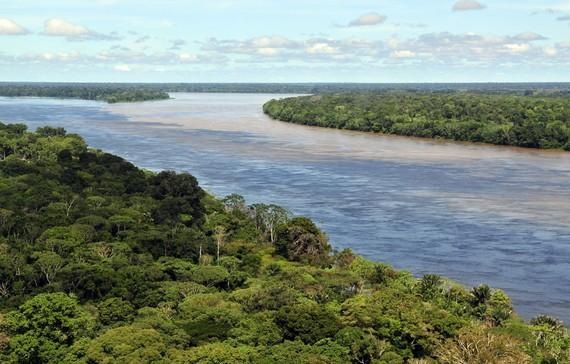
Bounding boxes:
[1,93,569,322]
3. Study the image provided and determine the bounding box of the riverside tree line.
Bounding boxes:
[0,84,169,103]
[264,92,570,150]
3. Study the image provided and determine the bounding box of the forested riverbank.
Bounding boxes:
[0,122,567,363]
[0,84,170,103]
[263,93,570,150]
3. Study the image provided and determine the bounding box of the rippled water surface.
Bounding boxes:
[1,93,569,322]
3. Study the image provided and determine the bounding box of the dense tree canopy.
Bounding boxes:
[264,93,570,150]
[0,85,169,103]
[2,82,570,97]
[0,122,567,363]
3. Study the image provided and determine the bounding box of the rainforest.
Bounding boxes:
[263,93,570,150]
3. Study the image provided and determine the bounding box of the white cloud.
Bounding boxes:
[42,18,118,41]
[504,43,530,53]
[384,31,569,66]
[96,51,111,60]
[391,50,416,58]
[513,32,547,42]
[387,38,400,49]
[257,48,280,56]
[544,46,558,56]
[201,36,301,57]
[0,18,29,35]
[201,35,383,63]
[43,18,91,37]
[557,15,570,21]
[348,12,387,27]
[452,0,486,12]
[179,52,199,62]
[251,36,294,48]
[8,27,567,73]
[20,51,81,62]
[306,42,338,55]
[114,64,132,72]
[198,29,567,66]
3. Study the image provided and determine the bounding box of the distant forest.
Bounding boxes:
[1,81,570,96]
[0,84,170,103]
[264,93,570,150]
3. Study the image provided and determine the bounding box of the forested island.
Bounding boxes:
[0,84,170,104]
[263,93,570,150]
[0,122,567,363]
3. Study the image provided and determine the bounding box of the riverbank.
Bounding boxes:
[263,93,570,151]
[0,84,170,103]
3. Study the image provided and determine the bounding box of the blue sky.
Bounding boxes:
[0,0,569,82]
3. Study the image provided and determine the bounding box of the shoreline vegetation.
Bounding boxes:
[0,84,170,104]
[0,122,568,363]
[263,93,570,151]
[2,81,570,95]
[1,81,570,103]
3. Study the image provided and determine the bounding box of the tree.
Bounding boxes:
[3,293,94,363]
[0,208,13,233]
[222,193,246,212]
[97,298,135,326]
[275,217,331,266]
[32,251,63,285]
[471,284,492,306]
[167,343,254,364]
[149,171,205,226]
[251,203,290,244]
[37,126,66,138]
[214,225,226,264]
[275,302,342,344]
[436,326,531,364]
[80,325,167,363]
[417,274,443,300]
[176,293,243,344]
[335,327,388,363]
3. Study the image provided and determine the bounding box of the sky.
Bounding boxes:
[0,0,569,83]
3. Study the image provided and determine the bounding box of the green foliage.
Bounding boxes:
[97,298,135,326]
[264,93,570,149]
[167,342,255,363]
[2,293,95,363]
[417,274,443,300]
[0,84,169,103]
[276,302,342,344]
[275,217,332,266]
[78,325,168,363]
[335,326,388,363]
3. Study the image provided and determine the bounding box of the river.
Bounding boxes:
[0,93,568,322]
